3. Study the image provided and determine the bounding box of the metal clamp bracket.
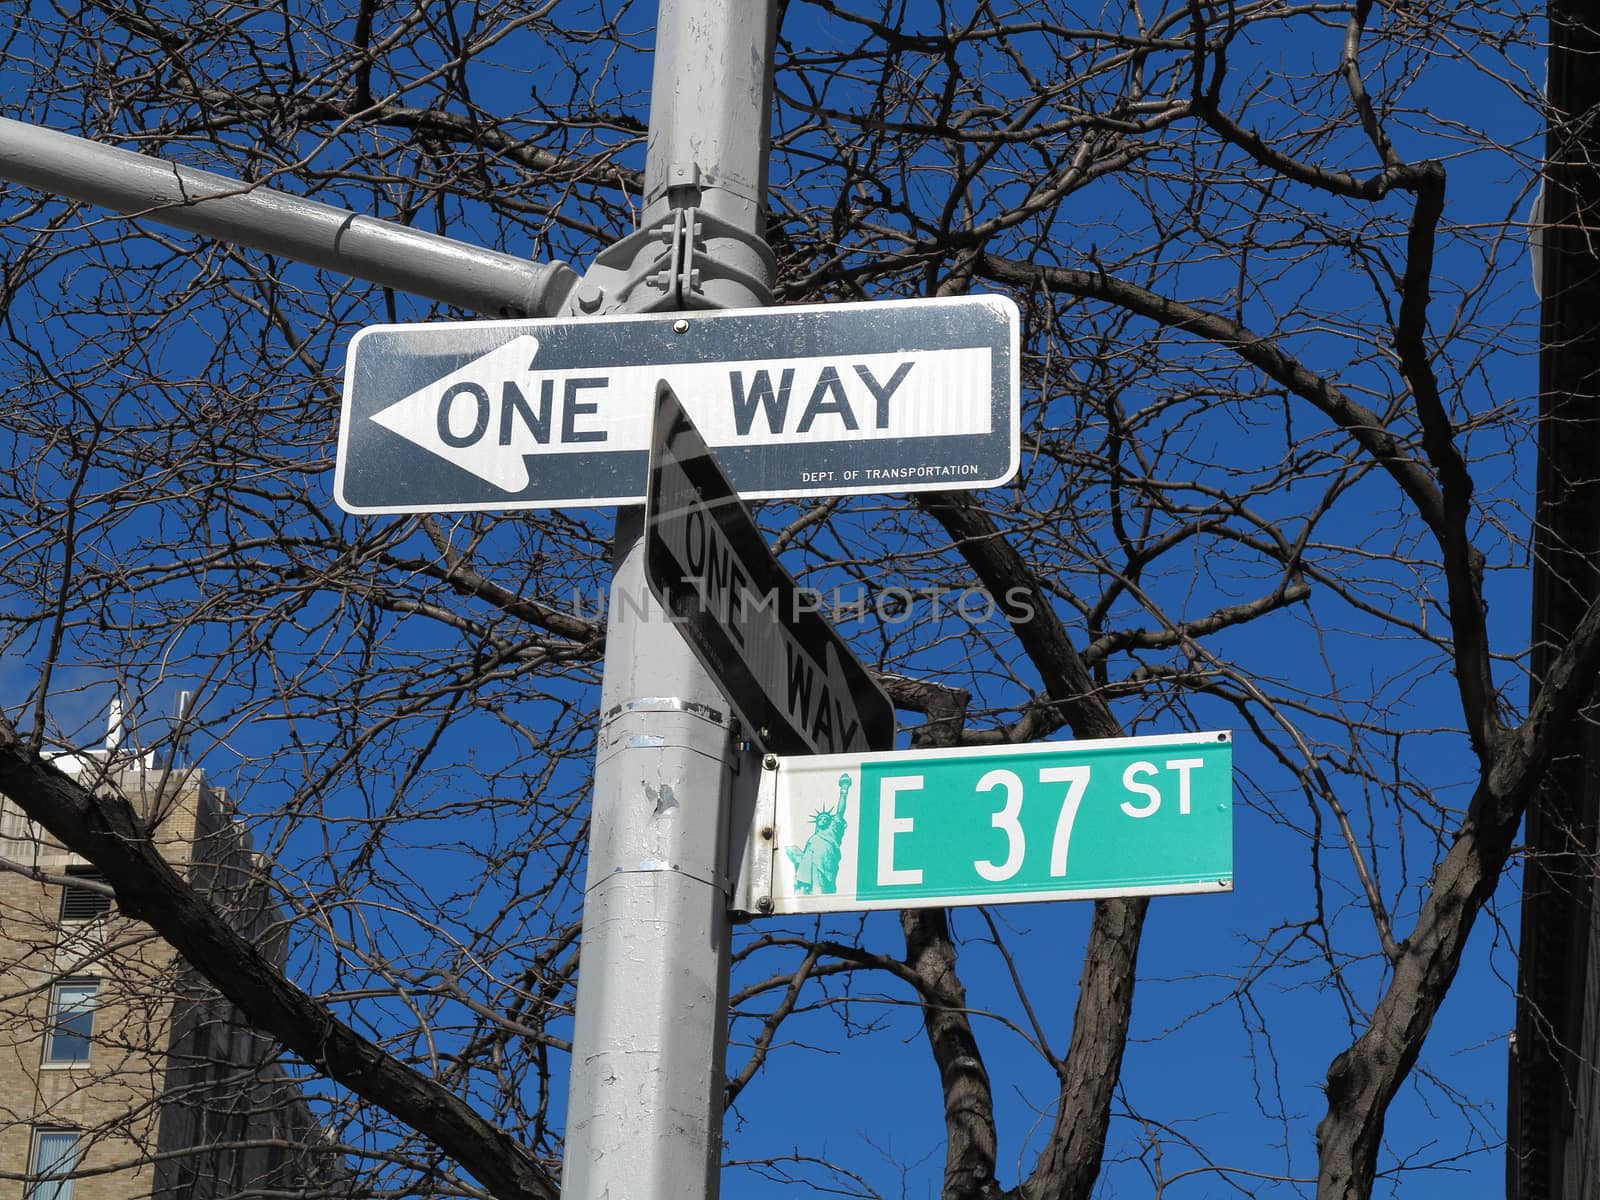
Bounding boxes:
[602,858,732,896]
[599,696,732,728]
[565,204,777,316]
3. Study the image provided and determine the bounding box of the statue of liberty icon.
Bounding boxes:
[786,773,851,894]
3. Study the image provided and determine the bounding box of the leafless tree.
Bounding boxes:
[0,2,1583,1198]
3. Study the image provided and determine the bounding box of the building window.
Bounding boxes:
[25,1129,79,1200]
[59,867,112,922]
[44,981,96,1064]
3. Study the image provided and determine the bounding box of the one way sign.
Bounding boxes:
[335,295,1018,513]
[645,383,895,758]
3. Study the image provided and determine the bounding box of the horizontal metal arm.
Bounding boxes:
[0,117,577,318]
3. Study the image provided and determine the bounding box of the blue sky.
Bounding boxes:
[0,1,1554,1196]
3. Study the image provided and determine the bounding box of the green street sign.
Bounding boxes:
[743,732,1233,916]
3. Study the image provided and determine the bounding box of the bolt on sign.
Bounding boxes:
[738,731,1233,916]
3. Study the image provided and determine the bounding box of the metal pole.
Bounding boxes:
[636,0,773,234]
[0,117,576,318]
[561,3,778,1198]
[560,513,740,1197]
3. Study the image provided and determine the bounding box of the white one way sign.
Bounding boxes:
[336,296,1018,513]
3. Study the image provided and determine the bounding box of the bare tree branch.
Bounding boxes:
[0,717,560,1200]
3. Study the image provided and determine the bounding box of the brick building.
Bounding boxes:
[0,748,340,1200]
